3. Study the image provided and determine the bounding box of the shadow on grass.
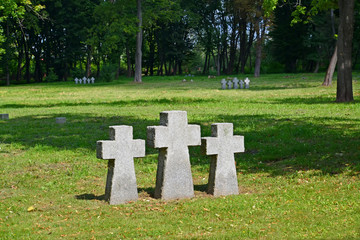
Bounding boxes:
[0,112,359,178]
[75,193,106,201]
[0,97,217,109]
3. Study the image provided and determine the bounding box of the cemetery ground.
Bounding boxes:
[0,73,360,239]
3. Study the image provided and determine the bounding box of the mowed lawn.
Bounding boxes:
[1,73,360,239]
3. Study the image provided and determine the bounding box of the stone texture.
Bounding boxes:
[201,123,244,196]
[56,117,66,124]
[147,111,201,200]
[227,80,233,89]
[233,78,239,89]
[97,125,145,205]
[244,77,250,89]
[0,114,9,120]
[221,79,227,90]
[240,80,244,89]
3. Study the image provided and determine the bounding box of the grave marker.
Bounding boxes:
[147,111,201,200]
[201,123,244,196]
[227,80,233,89]
[240,80,244,89]
[56,117,66,124]
[244,77,250,89]
[97,126,145,205]
[74,78,79,84]
[0,114,9,120]
[221,79,227,90]
[91,77,95,84]
[82,77,87,84]
[233,78,239,89]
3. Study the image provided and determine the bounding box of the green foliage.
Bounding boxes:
[44,68,58,82]
[99,64,117,82]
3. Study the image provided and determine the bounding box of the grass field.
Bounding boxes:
[1,73,360,239]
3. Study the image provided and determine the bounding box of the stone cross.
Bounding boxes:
[240,80,244,89]
[201,123,244,196]
[97,126,145,205]
[82,77,87,84]
[221,79,227,90]
[233,78,239,89]
[244,77,250,89]
[87,78,91,84]
[0,114,9,120]
[74,78,79,84]
[91,77,95,84]
[147,111,201,200]
[227,80,233,89]
[79,78,82,84]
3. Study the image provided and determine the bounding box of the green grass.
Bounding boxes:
[1,73,360,239]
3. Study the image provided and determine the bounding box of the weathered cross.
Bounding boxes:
[221,79,227,89]
[227,80,233,89]
[201,123,244,196]
[233,78,239,89]
[147,111,201,200]
[97,125,145,205]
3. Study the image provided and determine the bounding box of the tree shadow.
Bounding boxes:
[1,112,359,179]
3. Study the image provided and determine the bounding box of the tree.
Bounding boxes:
[336,0,355,102]
[134,0,143,83]
[264,0,356,102]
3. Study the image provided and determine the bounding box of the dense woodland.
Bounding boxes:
[0,1,359,88]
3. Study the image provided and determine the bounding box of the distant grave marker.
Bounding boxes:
[0,114,9,120]
[233,78,239,89]
[221,79,227,90]
[56,117,66,124]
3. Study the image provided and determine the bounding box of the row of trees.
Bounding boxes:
[0,0,359,101]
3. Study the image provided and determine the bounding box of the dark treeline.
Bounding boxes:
[0,0,359,85]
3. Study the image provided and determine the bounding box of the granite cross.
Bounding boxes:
[147,111,201,200]
[97,126,145,205]
[233,78,239,89]
[201,123,244,196]
[221,79,227,90]
[227,80,233,89]
[240,80,244,89]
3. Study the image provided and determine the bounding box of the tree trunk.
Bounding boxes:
[134,0,143,83]
[336,0,355,102]
[86,45,92,77]
[5,20,10,86]
[126,44,132,77]
[323,45,337,86]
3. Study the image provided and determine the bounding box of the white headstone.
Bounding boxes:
[147,111,201,200]
[91,77,95,84]
[202,123,244,196]
[97,126,145,205]
[74,78,79,84]
[244,77,250,89]
[87,78,91,84]
[79,78,82,84]
[82,77,87,84]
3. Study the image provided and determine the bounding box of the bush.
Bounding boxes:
[99,64,117,82]
[45,68,58,82]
